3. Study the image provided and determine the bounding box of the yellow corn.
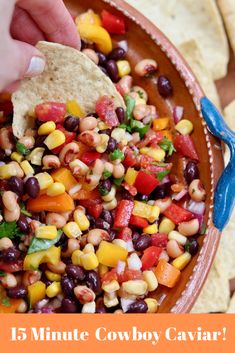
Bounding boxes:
[143,224,158,234]
[102,280,120,293]
[83,243,95,254]
[63,222,82,239]
[45,270,61,282]
[122,280,148,295]
[0,164,17,179]
[143,270,158,291]
[172,252,191,270]
[46,182,65,196]
[96,134,109,153]
[117,60,131,77]
[11,152,23,163]
[132,201,160,223]
[140,147,165,162]
[81,253,99,270]
[159,217,175,234]
[23,246,60,270]
[153,117,170,131]
[74,209,90,231]
[72,249,83,265]
[44,130,66,150]
[144,298,159,313]
[168,230,187,245]
[27,147,45,166]
[38,121,56,135]
[175,119,193,135]
[35,225,57,240]
[98,264,108,277]
[66,100,85,118]
[124,168,138,186]
[28,281,46,307]
[20,160,34,175]
[104,292,119,308]
[46,281,62,298]
[98,120,109,130]
[35,172,54,190]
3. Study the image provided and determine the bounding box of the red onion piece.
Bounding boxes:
[188,200,206,215]
[172,188,188,201]
[173,106,184,124]
[116,260,126,275]
[118,40,128,52]
[160,176,170,185]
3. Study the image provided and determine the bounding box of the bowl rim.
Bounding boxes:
[100,0,223,313]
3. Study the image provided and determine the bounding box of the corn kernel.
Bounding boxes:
[133,201,160,223]
[46,281,62,298]
[175,119,193,135]
[72,249,83,265]
[104,292,119,308]
[98,120,109,130]
[66,100,85,117]
[117,60,131,77]
[44,130,66,150]
[81,301,96,313]
[96,134,109,153]
[102,186,116,202]
[35,172,54,190]
[63,222,82,239]
[102,280,120,293]
[38,121,56,135]
[143,270,158,291]
[46,182,65,196]
[103,198,117,211]
[144,298,159,313]
[0,164,17,179]
[74,209,90,231]
[122,280,148,295]
[98,264,108,276]
[35,225,57,240]
[27,147,45,166]
[168,230,187,245]
[83,243,95,254]
[135,97,147,105]
[172,252,191,270]
[45,270,61,282]
[149,206,160,223]
[143,224,158,234]
[111,128,126,143]
[20,160,34,175]
[81,253,99,270]
[124,168,138,186]
[159,217,175,234]
[11,152,23,163]
[140,147,165,161]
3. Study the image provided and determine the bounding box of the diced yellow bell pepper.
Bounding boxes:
[23,246,61,270]
[140,147,165,161]
[124,168,138,186]
[35,226,57,240]
[51,168,78,192]
[132,201,160,223]
[28,281,46,307]
[66,100,85,118]
[11,152,23,163]
[78,23,112,54]
[75,9,102,26]
[143,224,158,234]
[96,241,128,267]
[153,118,170,131]
[45,270,61,282]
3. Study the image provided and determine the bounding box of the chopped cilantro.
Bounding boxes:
[157,169,170,181]
[109,149,124,161]
[102,170,112,179]
[0,221,24,239]
[124,94,135,123]
[20,203,32,217]
[113,177,124,186]
[1,297,11,307]
[27,230,62,255]
[152,162,169,167]
[159,137,176,156]
[98,184,109,196]
[137,90,144,99]
[130,120,150,138]
[16,141,30,156]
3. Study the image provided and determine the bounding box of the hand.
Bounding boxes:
[0,0,80,92]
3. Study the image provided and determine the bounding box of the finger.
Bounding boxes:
[4,81,21,93]
[17,0,80,49]
[11,6,45,45]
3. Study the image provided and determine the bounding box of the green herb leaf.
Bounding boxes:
[102,170,112,180]
[124,94,135,122]
[98,184,109,196]
[130,120,150,138]
[16,141,30,156]
[159,137,176,156]
[157,169,170,182]
[1,297,11,307]
[109,148,124,161]
[137,90,144,99]
[27,230,62,255]
[20,202,32,217]
[113,177,124,186]
[0,271,6,277]
[0,221,24,239]
[152,162,169,167]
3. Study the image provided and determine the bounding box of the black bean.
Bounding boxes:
[55,233,67,248]
[81,40,88,50]
[134,234,151,251]
[184,161,199,184]
[86,270,101,294]
[157,75,173,98]
[61,298,77,313]
[185,238,199,255]
[8,176,24,196]
[109,229,118,242]
[34,135,46,148]
[136,194,149,202]
[95,218,110,231]
[96,51,107,66]
[25,177,40,199]
[86,112,99,118]
[99,66,108,75]
[86,214,95,227]
[115,107,125,124]
[99,179,112,195]
[17,215,30,233]
[151,184,170,200]
[66,264,86,281]
[107,137,118,152]
[121,189,134,201]
[101,210,113,225]
[96,298,107,313]
[61,276,75,298]
[106,60,119,83]
[99,128,112,136]
[132,231,141,244]
[7,286,27,299]
[108,47,126,61]
[0,148,6,160]
[64,115,80,132]
[126,300,148,313]
[1,247,21,263]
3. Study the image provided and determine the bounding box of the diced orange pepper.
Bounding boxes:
[51,168,78,191]
[27,193,75,213]
[154,259,181,288]
[153,118,170,131]
[160,130,173,141]
[0,298,22,313]
[72,188,100,200]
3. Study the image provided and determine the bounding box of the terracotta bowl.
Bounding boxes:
[65,0,224,313]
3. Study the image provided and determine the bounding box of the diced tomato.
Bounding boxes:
[163,203,194,224]
[141,246,162,271]
[35,102,66,123]
[75,188,100,201]
[0,260,23,273]
[101,10,126,35]
[101,269,118,283]
[118,227,132,241]
[88,203,103,219]
[118,269,143,283]
[129,215,149,229]
[81,151,101,165]
[52,125,76,154]
[134,171,160,195]
[174,134,199,161]
[79,196,102,209]
[96,96,119,127]
[123,148,137,168]
[146,162,173,175]
[114,200,134,228]
[151,233,168,248]
[122,182,137,196]
[137,130,163,149]
[0,100,13,117]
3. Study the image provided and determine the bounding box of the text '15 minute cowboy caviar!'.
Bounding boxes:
[0,9,206,313]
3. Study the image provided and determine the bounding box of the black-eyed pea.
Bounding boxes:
[189,179,206,202]
[82,49,99,65]
[134,59,158,76]
[166,240,184,259]
[2,191,18,211]
[45,213,67,229]
[113,163,125,179]
[79,117,98,132]
[178,219,200,236]
[4,204,20,222]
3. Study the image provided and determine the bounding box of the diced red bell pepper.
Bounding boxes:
[134,171,160,195]
[35,102,66,123]
[101,10,126,35]
[0,100,13,117]
[174,134,199,161]
[163,203,194,225]
[141,246,162,271]
[118,227,132,241]
[118,269,143,283]
[129,215,149,229]
[137,130,163,149]
[151,233,168,248]
[0,260,23,273]
[146,162,173,175]
[101,269,118,283]
[81,151,101,165]
[87,203,103,219]
[96,95,119,127]
[123,147,137,168]
[114,199,134,228]
[52,125,76,154]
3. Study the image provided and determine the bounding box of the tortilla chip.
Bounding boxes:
[178,40,221,109]
[12,41,125,138]
[127,0,229,80]
[218,0,235,55]
[227,292,235,313]
[224,100,235,131]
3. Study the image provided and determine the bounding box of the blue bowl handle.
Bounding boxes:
[201,97,235,231]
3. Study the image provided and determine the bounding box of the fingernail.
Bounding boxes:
[25,56,45,77]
